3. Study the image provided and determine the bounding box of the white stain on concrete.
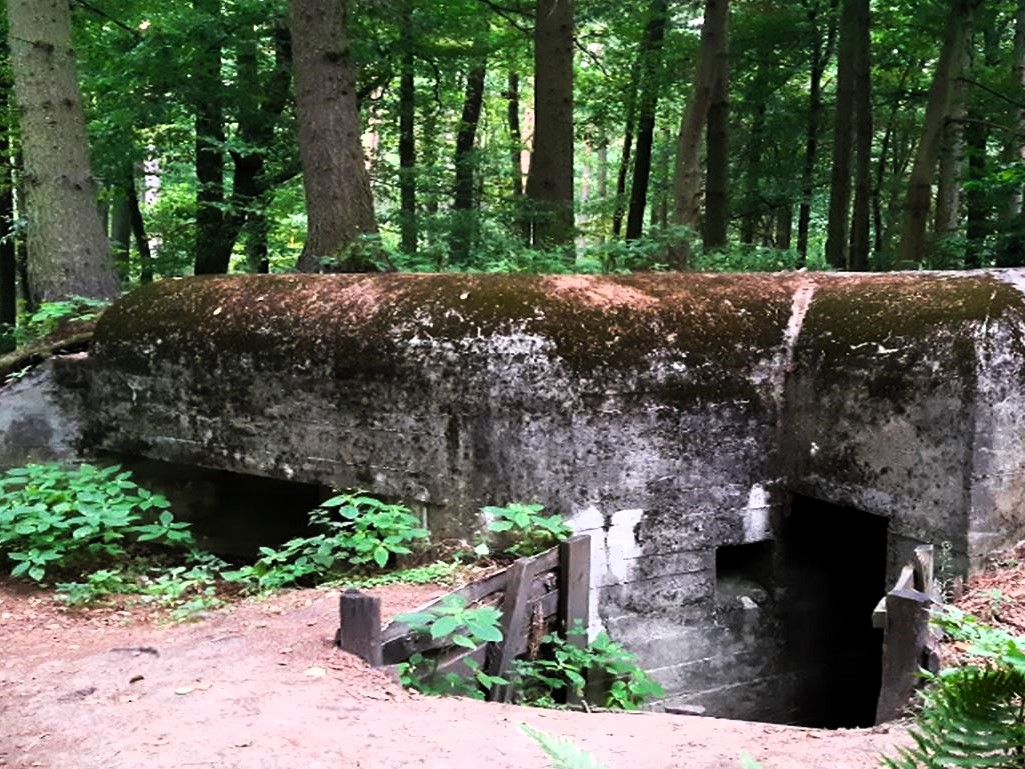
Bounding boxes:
[743,483,772,543]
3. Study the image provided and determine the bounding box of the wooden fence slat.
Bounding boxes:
[486,558,534,702]
[337,590,383,667]
[559,535,591,645]
[875,587,931,724]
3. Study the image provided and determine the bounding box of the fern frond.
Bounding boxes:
[521,724,611,769]
[884,666,1025,769]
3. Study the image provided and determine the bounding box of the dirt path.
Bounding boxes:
[0,582,905,769]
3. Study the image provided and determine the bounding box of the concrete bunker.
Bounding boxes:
[8,269,1025,725]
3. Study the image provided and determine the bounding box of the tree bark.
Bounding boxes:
[848,0,871,271]
[398,0,417,255]
[127,176,153,284]
[526,0,575,250]
[898,0,976,268]
[7,0,119,303]
[797,0,838,264]
[703,31,729,250]
[670,0,729,268]
[449,63,487,265]
[625,0,669,241]
[192,0,228,275]
[1,38,17,333]
[739,89,765,245]
[932,54,966,240]
[1004,0,1025,223]
[611,59,640,239]
[291,0,381,272]
[825,0,858,269]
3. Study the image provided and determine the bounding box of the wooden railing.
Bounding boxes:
[336,534,591,702]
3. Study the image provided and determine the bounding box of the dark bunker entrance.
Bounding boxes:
[778,495,889,728]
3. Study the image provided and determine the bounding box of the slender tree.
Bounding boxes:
[824,0,858,269]
[703,23,729,250]
[670,0,729,268]
[449,63,487,265]
[7,0,118,303]
[1,37,16,335]
[848,0,871,271]
[291,0,381,272]
[398,0,417,255]
[898,0,977,267]
[526,0,575,249]
[192,0,227,275]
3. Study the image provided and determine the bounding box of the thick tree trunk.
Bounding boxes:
[670,0,728,268]
[898,0,975,268]
[825,0,858,269]
[625,0,669,241]
[291,0,380,272]
[449,64,487,265]
[399,0,417,255]
[797,0,837,264]
[703,35,729,250]
[7,0,119,303]
[526,0,574,250]
[1,40,17,333]
[848,0,871,271]
[192,0,228,275]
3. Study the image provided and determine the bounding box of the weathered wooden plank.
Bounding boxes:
[559,535,591,644]
[875,587,931,724]
[337,590,383,667]
[486,558,534,702]
[913,544,935,595]
[510,591,559,657]
[434,642,489,678]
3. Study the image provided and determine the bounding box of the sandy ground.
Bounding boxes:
[0,582,906,769]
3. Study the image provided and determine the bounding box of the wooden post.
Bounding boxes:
[875,587,931,724]
[487,558,534,702]
[559,535,591,645]
[337,590,383,667]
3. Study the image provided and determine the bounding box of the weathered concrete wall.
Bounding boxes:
[80,270,1025,723]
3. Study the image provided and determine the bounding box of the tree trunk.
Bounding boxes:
[1,39,17,334]
[775,203,792,249]
[291,0,380,272]
[526,0,574,250]
[703,32,729,250]
[192,0,228,275]
[127,177,153,285]
[964,119,989,268]
[7,0,119,303]
[625,0,669,241]
[739,92,765,245]
[797,0,838,264]
[898,0,975,268]
[848,0,871,271]
[449,63,487,265]
[1004,0,1025,223]
[611,60,640,239]
[825,0,858,269]
[932,53,966,240]
[507,72,524,198]
[670,0,729,268]
[245,207,270,274]
[399,0,417,255]
[110,188,132,282]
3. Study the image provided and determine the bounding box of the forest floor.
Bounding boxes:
[0,580,907,769]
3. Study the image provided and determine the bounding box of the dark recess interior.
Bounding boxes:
[110,456,330,557]
[779,495,889,729]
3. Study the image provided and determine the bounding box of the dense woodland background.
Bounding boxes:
[1,0,1023,335]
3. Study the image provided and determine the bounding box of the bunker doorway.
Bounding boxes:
[779,495,889,729]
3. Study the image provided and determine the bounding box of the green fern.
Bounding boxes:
[885,608,1025,769]
[521,724,611,769]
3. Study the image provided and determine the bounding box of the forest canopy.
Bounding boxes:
[1,0,1023,325]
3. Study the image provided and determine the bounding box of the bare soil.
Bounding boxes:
[0,581,905,769]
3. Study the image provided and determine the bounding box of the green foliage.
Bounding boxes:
[513,621,664,711]
[521,725,611,769]
[482,502,572,558]
[395,595,507,698]
[223,492,429,591]
[336,561,460,590]
[10,297,110,348]
[884,608,1025,769]
[0,463,189,583]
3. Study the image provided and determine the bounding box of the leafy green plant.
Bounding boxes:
[395,595,507,698]
[482,502,572,558]
[0,463,191,582]
[513,621,664,710]
[222,492,429,591]
[12,297,109,348]
[336,561,460,589]
[884,607,1025,769]
[522,725,611,769]
[55,568,134,605]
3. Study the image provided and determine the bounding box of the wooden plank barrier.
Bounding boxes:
[336,534,591,703]
[874,544,941,724]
